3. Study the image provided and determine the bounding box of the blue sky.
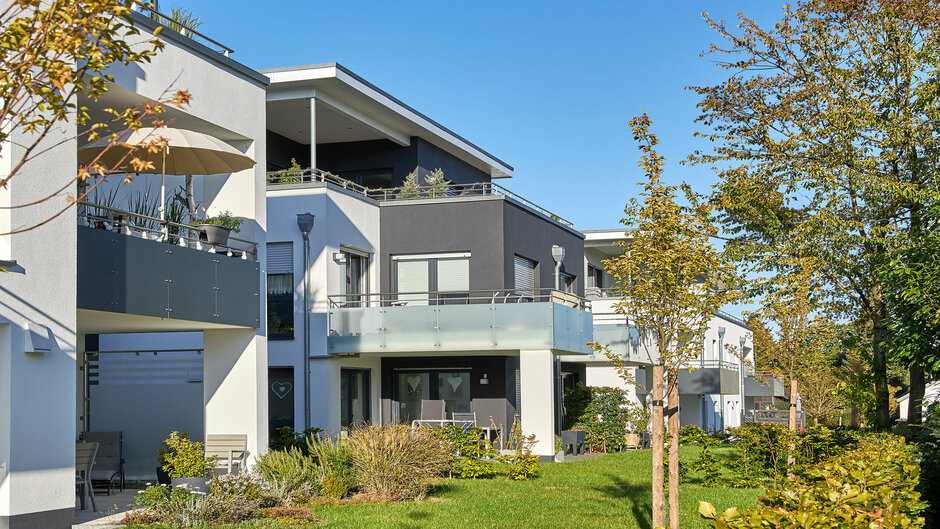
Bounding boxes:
[178,1,784,231]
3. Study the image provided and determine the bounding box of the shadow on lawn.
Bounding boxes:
[593,473,652,529]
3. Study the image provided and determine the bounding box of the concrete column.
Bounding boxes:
[519,349,556,457]
[309,95,317,170]
[203,329,268,464]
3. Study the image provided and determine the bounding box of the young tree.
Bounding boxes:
[599,113,735,529]
[0,0,188,238]
[691,0,940,428]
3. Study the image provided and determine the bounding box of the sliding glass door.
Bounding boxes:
[340,369,370,429]
[395,369,471,423]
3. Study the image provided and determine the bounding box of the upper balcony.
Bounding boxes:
[679,359,741,395]
[266,168,575,229]
[744,370,786,398]
[327,288,593,355]
[77,202,261,328]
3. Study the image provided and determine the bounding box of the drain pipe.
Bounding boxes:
[551,245,566,290]
[296,213,315,431]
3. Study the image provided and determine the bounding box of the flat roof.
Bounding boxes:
[261,62,513,179]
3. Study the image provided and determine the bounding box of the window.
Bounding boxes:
[513,255,537,296]
[393,253,470,304]
[267,243,294,340]
[560,272,575,293]
[268,367,295,438]
[341,250,369,304]
[341,369,370,429]
[587,265,604,289]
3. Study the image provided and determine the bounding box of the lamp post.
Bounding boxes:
[739,335,747,427]
[717,326,726,431]
[296,213,315,431]
[551,245,566,291]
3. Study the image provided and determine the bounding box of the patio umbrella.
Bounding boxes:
[77,127,256,222]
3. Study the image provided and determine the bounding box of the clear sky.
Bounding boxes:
[176,1,785,231]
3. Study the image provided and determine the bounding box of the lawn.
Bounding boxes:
[127,447,759,529]
[298,447,755,529]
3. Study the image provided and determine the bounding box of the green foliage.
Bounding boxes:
[679,425,712,445]
[158,431,215,478]
[430,425,498,478]
[564,384,629,453]
[347,425,453,500]
[424,167,449,195]
[700,434,927,528]
[497,418,540,481]
[133,481,259,527]
[254,446,318,502]
[399,171,421,199]
[306,435,355,498]
[208,472,272,506]
[199,210,243,233]
[269,426,324,454]
[896,403,940,526]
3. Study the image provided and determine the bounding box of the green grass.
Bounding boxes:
[128,447,760,529]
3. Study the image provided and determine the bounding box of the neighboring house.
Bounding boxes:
[897,381,940,422]
[559,230,769,432]
[0,8,269,528]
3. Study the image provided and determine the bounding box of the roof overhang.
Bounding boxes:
[261,63,513,179]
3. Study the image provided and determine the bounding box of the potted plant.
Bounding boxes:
[624,400,650,449]
[158,431,215,492]
[196,210,243,246]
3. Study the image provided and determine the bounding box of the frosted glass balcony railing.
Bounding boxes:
[327,289,593,354]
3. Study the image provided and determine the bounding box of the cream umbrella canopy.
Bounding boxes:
[77,127,256,222]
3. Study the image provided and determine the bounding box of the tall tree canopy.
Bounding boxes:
[691,0,940,427]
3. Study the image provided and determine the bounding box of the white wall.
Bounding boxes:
[266,185,381,432]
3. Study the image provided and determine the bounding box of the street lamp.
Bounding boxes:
[296,213,315,430]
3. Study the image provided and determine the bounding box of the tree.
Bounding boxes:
[0,0,188,238]
[690,0,940,428]
[597,113,735,529]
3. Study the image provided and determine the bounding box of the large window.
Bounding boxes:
[393,253,470,304]
[267,242,294,340]
[394,369,471,423]
[340,369,370,429]
[587,264,604,289]
[341,249,369,304]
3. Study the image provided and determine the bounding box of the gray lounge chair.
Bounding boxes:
[76,441,99,512]
[205,434,249,474]
[420,399,446,421]
[81,431,124,495]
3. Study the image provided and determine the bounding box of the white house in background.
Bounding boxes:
[897,381,940,422]
[559,229,770,432]
[0,7,269,528]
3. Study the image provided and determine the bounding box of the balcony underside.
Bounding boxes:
[328,301,593,355]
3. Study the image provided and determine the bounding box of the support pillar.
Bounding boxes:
[519,350,556,457]
[309,95,317,170]
[203,329,268,465]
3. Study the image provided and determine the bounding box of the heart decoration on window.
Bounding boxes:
[446,375,463,393]
[407,375,422,393]
[271,382,293,399]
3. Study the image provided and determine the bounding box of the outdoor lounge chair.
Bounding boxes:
[205,434,249,474]
[420,400,446,421]
[81,431,125,495]
[75,441,99,512]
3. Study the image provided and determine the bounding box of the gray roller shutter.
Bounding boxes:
[513,255,537,294]
[267,242,293,274]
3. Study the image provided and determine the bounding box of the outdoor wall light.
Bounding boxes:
[333,252,346,262]
[480,373,489,385]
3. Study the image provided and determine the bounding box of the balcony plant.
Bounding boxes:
[196,210,243,246]
[158,431,216,492]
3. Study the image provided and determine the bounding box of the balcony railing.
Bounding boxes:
[681,359,740,372]
[327,288,594,354]
[266,168,575,228]
[77,201,257,260]
[129,1,234,56]
[744,409,806,428]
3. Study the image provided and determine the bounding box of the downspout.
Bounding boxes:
[554,260,562,290]
[296,213,315,431]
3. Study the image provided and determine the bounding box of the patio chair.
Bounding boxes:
[75,441,99,512]
[451,412,477,431]
[205,434,249,474]
[81,431,124,495]
[420,400,446,421]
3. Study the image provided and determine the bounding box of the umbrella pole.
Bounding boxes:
[160,147,167,240]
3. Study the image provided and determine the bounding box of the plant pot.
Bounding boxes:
[554,450,565,463]
[170,476,209,493]
[156,466,171,485]
[624,433,641,449]
[197,224,232,246]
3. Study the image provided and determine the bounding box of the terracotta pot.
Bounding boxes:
[624,433,641,448]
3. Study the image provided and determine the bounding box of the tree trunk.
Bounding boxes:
[185,174,197,246]
[651,364,665,529]
[872,295,890,429]
[908,363,926,424]
[850,404,859,427]
[667,374,680,529]
[788,378,797,476]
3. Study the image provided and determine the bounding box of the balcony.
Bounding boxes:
[77,202,261,328]
[679,360,741,395]
[327,289,593,355]
[744,371,786,398]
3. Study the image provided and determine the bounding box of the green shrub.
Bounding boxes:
[497,419,540,481]
[158,431,215,478]
[269,426,324,454]
[679,425,711,445]
[254,446,318,502]
[347,425,453,501]
[306,435,355,498]
[133,482,259,527]
[564,384,629,452]
[700,434,927,528]
[725,423,796,487]
[430,424,498,478]
[198,210,243,233]
[208,472,272,506]
[896,403,940,527]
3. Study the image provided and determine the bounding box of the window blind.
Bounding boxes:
[513,255,537,292]
[267,243,293,274]
[436,257,469,292]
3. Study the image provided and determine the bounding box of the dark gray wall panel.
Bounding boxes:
[78,226,260,327]
[413,137,490,185]
[502,201,585,296]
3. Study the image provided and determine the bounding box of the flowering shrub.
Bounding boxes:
[208,472,273,506]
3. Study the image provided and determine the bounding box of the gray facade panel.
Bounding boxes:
[502,201,585,296]
[0,507,73,529]
[77,226,260,327]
